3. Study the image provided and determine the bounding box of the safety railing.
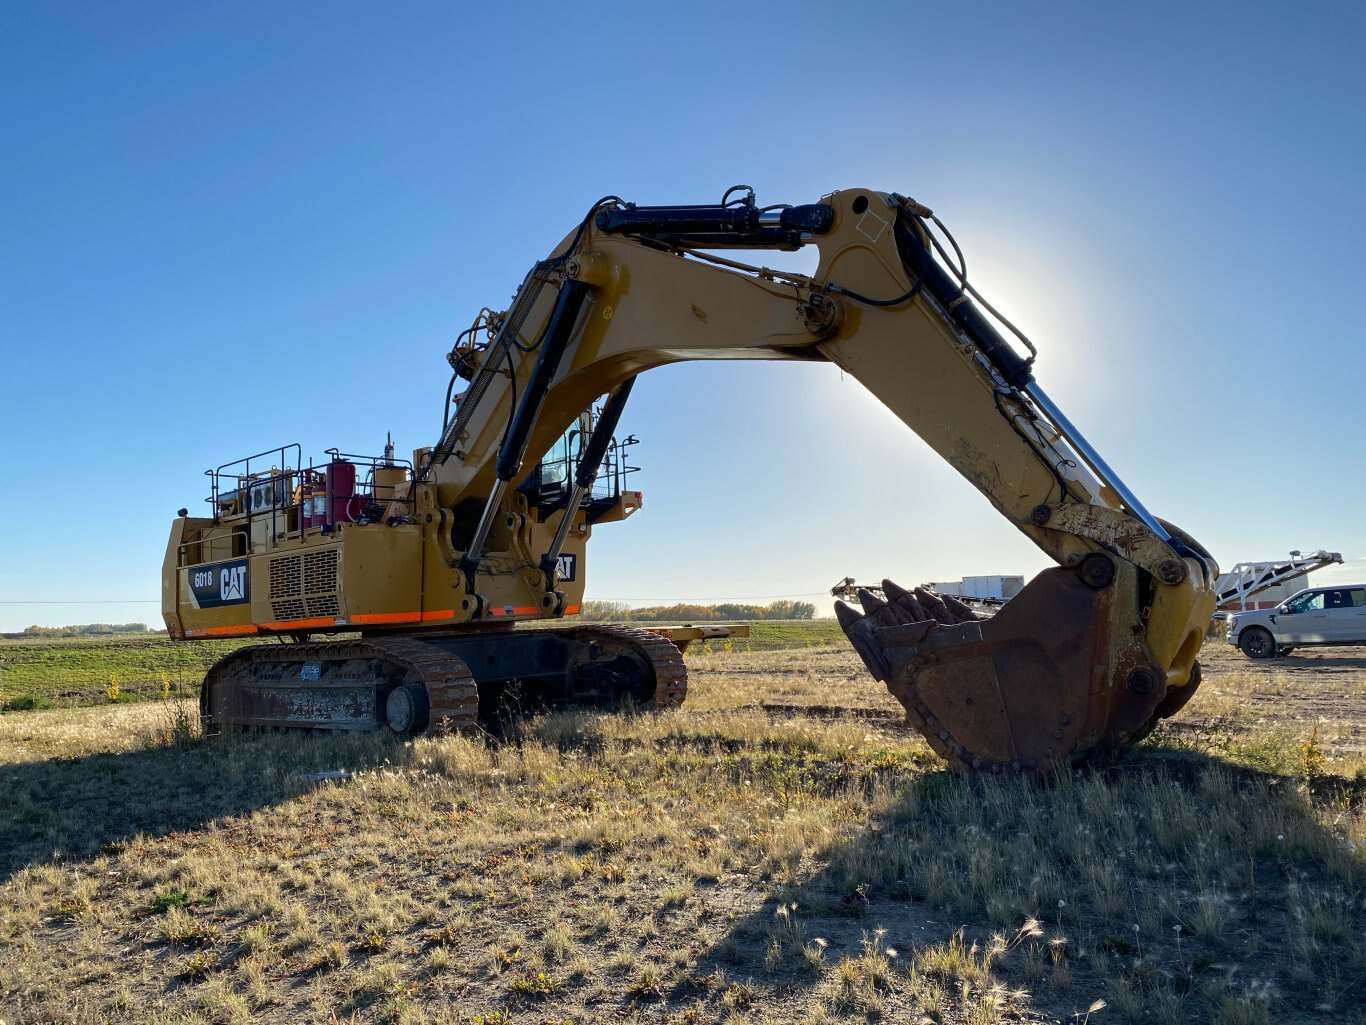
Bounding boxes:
[590,435,640,503]
[522,430,639,516]
[187,443,415,562]
[205,444,302,525]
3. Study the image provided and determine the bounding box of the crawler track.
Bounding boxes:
[201,636,478,735]
[561,624,688,709]
[199,624,684,735]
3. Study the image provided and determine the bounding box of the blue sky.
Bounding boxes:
[3,1,1365,631]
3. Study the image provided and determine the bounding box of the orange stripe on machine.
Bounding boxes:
[185,624,260,638]
[351,611,422,625]
[259,616,342,631]
[191,610,459,635]
[350,610,457,625]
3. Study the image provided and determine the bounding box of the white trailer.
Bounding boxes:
[928,575,1024,601]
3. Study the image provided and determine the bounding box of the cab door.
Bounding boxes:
[1279,590,1331,643]
[1328,587,1366,642]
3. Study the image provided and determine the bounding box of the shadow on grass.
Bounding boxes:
[1237,654,1366,671]
[0,727,407,884]
[664,748,1366,1021]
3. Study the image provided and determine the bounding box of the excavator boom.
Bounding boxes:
[165,185,1217,774]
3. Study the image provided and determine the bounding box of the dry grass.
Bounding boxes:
[1,644,1365,1023]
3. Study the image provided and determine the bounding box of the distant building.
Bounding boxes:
[929,575,1025,602]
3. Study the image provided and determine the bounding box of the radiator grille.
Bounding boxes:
[304,550,338,593]
[271,597,307,621]
[269,549,341,622]
[270,556,301,600]
[306,594,341,618]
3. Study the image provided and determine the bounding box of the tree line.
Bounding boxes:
[21,623,151,637]
[578,601,814,622]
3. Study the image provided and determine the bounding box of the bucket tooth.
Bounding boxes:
[880,579,927,620]
[835,599,890,680]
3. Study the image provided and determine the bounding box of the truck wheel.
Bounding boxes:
[1239,627,1276,660]
[1277,645,1295,657]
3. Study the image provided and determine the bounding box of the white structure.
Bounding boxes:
[929,575,1025,602]
[1215,549,1343,612]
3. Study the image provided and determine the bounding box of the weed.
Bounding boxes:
[490,943,522,974]
[157,908,221,948]
[2,693,53,711]
[1301,724,1325,779]
[423,922,464,947]
[359,929,389,954]
[305,941,347,974]
[507,969,561,999]
[179,950,217,980]
[722,980,756,1008]
[238,921,276,952]
[628,968,666,999]
[540,919,576,963]
[152,698,199,749]
[148,888,195,914]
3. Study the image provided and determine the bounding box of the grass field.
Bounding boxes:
[0,635,246,710]
[1,634,1364,1024]
[0,623,845,712]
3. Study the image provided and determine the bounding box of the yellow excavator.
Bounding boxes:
[162,185,1217,775]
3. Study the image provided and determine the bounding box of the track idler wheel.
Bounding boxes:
[835,564,1170,776]
[385,684,431,736]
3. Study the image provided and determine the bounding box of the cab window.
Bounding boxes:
[1285,591,1325,613]
[1352,589,1366,608]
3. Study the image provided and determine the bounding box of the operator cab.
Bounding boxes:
[518,409,639,523]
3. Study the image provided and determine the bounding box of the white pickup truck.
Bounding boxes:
[1226,585,1366,659]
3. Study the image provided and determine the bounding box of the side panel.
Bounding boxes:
[341,524,425,626]
[174,526,425,637]
[162,517,188,639]
[167,518,257,638]
[179,556,259,638]
[1284,600,1331,643]
[252,542,344,630]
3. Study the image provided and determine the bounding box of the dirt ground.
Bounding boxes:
[689,639,1366,767]
[1186,644,1366,760]
[1,636,1363,1024]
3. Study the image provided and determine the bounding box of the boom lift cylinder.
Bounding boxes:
[539,376,637,580]
[459,278,589,587]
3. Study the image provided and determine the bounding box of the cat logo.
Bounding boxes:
[187,558,250,608]
[555,554,577,582]
[220,565,246,601]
